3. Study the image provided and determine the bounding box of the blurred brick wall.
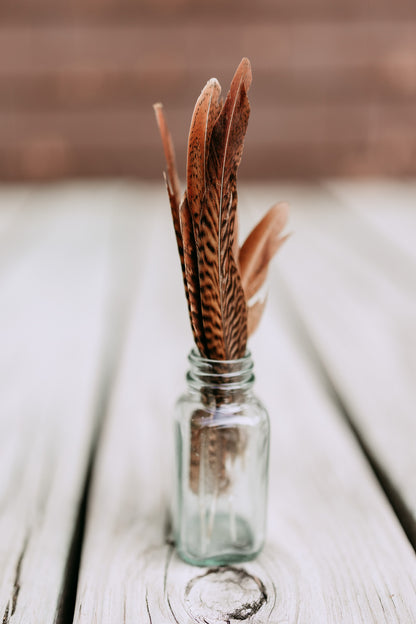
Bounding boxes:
[2,0,416,180]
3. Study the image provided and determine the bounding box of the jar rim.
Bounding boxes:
[188,348,252,366]
[187,348,254,394]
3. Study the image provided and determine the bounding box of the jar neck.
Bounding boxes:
[186,349,255,403]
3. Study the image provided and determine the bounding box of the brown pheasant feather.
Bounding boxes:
[240,202,290,336]
[179,193,207,356]
[154,58,289,357]
[247,297,268,337]
[196,59,251,360]
[153,104,207,353]
[231,176,240,266]
[153,103,181,214]
[153,103,185,283]
[154,59,290,499]
[187,78,222,237]
[240,201,290,301]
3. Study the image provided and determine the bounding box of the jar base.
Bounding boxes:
[175,512,263,567]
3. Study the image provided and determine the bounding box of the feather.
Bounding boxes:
[153,103,181,210]
[154,58,290,359]
[154,59,292,506]
[240,202,290,301]
[197,58,252,359]
[231,176,240,266]
[187,78,222,236]
[179,194,207,356]
[247,296,268,337]
[153,104,185,276]
[153,104,202,351]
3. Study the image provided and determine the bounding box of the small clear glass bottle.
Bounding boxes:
[173,349,270,566]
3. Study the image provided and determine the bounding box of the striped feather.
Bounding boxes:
[197,59,252,359]
[187,79,222,236]
[179,194,207,356]
[240,202,290,301]
[153,104,201,350]
[154,58,289,355]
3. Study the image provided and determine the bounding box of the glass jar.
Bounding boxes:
[173,349,270,566]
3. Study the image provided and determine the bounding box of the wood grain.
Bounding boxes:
[256,182,416,546]
[0,183,119,622]
[326,180,416,266]
[0,185,30,243]
[74,185,416,623]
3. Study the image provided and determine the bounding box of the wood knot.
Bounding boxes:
[184,566,267,623]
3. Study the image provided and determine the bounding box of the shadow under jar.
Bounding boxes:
[173,350,270,566]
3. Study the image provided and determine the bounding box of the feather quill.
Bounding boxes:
[153,103,181,213]
[153,103,184,271]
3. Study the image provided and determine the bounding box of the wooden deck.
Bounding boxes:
[0,181,415,623]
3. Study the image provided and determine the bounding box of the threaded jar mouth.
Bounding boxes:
[186,349,255,394]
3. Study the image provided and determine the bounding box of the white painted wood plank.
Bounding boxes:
[0,182,130,623]
[254,183,416,542]
[75,185,416,624]
[325,180,416,265]
[0,184,30,235]
[0,184,33,268]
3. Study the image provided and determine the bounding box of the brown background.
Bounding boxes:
[2,0,416,180]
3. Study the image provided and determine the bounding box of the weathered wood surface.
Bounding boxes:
[0,182,139,623]
[1,182,416,623]
[73,185,416,623]
[255,182,416,549]
[326,180,416,266]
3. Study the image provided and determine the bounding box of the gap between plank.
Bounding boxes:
[54,332,130,624]
[54,209,142,624]
[276,272,416,553]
